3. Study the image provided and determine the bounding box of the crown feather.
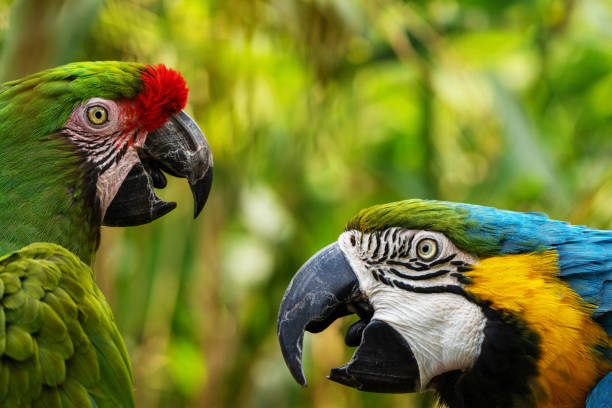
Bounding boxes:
[133,64,189,132]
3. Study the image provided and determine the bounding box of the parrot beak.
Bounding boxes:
[277,242,420,393]
[103,111,213,227]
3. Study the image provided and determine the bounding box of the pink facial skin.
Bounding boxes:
[63,97,148,219]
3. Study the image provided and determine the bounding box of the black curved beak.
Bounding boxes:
[277,242,420,393]
[103,111,213,227]
[277,243,361,386]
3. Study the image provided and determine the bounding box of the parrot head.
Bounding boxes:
[278,199,612,407]
[0,61,213,263]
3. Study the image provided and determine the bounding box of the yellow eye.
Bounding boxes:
[87,105,108,125]
[416,238,438,261]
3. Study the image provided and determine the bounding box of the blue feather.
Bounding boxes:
[453,202,612,334]
[587,371,612,408]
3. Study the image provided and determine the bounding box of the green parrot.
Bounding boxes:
[278,199,612,408]
[0,61,213,407]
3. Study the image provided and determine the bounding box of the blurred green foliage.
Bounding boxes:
[2,0,612,406]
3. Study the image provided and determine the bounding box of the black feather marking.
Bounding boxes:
[96,145,120,174]
[389,268,451,281]
[386,260,428,271]
[380,242,389,259]
[372,232,381,258]
[390,280,471,299]
[400,234,414,258]
[85,137,115,151]
[429,253,457,267]
[91,139,116,161]
[379,273,391,286]
[450,272,472,284]
[382,228,391,241]
[115,140,129,165]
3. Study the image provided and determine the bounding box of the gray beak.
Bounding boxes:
[277,242,420,393]
[103,111,213,226]
[277,243,361,386]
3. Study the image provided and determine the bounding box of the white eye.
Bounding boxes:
[416,238,438,261]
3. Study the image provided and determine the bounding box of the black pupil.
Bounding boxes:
[422,244,430,253]
[95,111,102,119]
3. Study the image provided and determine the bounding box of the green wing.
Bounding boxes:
[0,243,134,408]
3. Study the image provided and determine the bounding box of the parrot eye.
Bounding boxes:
[87,105,109,125]
[416,238,438,261]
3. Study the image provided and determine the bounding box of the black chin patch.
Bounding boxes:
[329,319,420,393]
[434,305,541,408]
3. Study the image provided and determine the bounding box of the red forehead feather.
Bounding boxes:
[134,64,189,132]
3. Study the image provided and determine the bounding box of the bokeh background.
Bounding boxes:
[2,0,612,406]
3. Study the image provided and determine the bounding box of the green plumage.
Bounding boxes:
[347,199,468,234]
[0,61,147,265]
[0,62,156,407]
[346,199,485,254]
[0,242,133,407]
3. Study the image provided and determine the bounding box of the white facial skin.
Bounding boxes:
[338,228,486,390]
[63,97,148,218]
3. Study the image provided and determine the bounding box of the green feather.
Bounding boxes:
[0,243,134,407]
[5,325,34,361]
[346,199,479,250]
[32,387,62,408]
[346,199,468,233]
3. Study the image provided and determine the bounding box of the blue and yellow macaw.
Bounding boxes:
[278,199,612,408]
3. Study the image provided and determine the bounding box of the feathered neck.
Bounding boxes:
[0,129,100,265]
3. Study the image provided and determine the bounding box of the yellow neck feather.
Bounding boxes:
[466,252,611,408]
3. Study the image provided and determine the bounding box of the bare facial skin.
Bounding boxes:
[339,228,486,389]
[63,97,148,218]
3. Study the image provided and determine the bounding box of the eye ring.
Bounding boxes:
[416,238,438,261]
[87,105,108,125]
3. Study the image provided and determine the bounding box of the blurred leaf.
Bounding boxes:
[489,76,568,209]
[168,337,208,398]
[0,0,103,80]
